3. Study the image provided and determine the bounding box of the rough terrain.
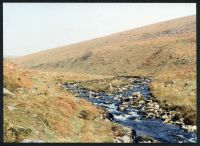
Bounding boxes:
[4,15,196,143]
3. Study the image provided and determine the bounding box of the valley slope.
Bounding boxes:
[13,15,196,124]
[14,15,196,76]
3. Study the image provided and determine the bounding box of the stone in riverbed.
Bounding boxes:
[103,112,114,121]
[113,126,135,143]
[128,96,133,99]
[118,105,127,112]
[135,136,159,143]
[132,101,139,106]
[122,127,136,143]
[140,107,146,112]
[147,102,154,108]
[139,100,145,104]
[163,118,170,124]
[147,108,154,112]
[162,114,169,120]
[183,125,197,132]
[192,125,197,132]
[147,113,155,118]
[122,135,132,143]
[154,104,160,110]
[132,92,142,98]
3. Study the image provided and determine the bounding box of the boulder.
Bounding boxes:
[147,103,154,108]
[163,118,170,124]
[131,128,137,142]
[3,88,14,97]
[112,125,125,137]
[7,106,17,111]
[128,96,133,99]
[118,105,126,112]
[147,108,154,112]
[191,125,197,132]
[154,104,160,110]
[132,92,141,98]
[77,110,90,120]
[162,114,169,120]
[22,139,45,143]
[122,135,132,143]
[147,113,155,118]
[138,100,145,104]
[122,127,136,143]
[183,125,197,132]
[103,112,114,121]
[135,136,159,143]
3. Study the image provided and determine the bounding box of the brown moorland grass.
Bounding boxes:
[13,15,195,76]
[150,68,196,125]
[11,15,196,125]
[3,59,32,92]
[3,61,117,142]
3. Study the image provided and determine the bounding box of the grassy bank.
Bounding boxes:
[150,68,196,125]
[3,60,118,142]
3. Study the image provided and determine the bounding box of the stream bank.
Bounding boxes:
[64,76,197,143]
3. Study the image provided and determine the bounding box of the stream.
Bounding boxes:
[64,76,197,143]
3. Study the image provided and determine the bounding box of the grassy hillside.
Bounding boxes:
[4,60,120,142]
[14,15,195,76]
[12,15,196,124]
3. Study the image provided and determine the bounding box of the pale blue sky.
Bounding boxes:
[3,3,196,56]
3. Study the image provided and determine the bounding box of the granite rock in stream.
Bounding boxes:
[103,112,114,121]
[113,126,136,143]
[135,136,159,143]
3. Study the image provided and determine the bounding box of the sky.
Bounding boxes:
[3,3,196,56]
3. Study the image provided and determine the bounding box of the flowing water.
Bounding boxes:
[64,77,197,143]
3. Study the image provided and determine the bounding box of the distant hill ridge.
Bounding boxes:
[14,15,196,76]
